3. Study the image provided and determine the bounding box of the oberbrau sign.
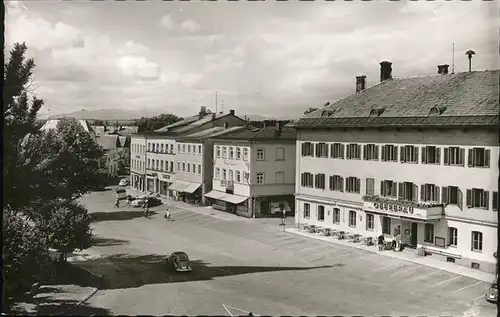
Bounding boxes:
[373,202,414,214]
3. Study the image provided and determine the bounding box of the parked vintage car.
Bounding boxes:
[485,280,498,303]
[118,179,130,187]
[166,252,192,272]
[130,196,162,208]
[115,188,128,200]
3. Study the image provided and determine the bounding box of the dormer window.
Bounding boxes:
[369,108,385,117]
[321,110,334,118]
[429,106,447,116]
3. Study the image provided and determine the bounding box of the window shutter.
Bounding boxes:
[381,146,386,161]
[363,145,368,160]
[340,177,344,192]
[442,186,449,204]
[356,178,361,193]
[398,182,404,199]
[443,148,449,165]
[484,149,490,168]
[459,148,465,166]
[346,145,351,159]
[400,146,406,162]
[415,147,419,163]
[466,189,472,207]
[458,189,463,210]
[483,191,489,209]
[329,176,332,190]
[380,181,385,196]
[434,186,440,203]
[375,145,379,160]
[357,144,361,159]
[493,192,498,211]
[394,146,398,161]
[315,144,319,157]
[413,184,418,202]
[301,143,306,156]
[436,147,441,165]
[340,144,345,159]
[420,184,425,201]
[421,147,427,164]
[467,149,474,167]
[329,144,333,158]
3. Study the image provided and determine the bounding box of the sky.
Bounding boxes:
[5,0,499,118]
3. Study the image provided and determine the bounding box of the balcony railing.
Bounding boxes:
[362,195,444,220]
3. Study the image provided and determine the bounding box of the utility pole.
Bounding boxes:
[452,43,455,74]
[215,91,218,114]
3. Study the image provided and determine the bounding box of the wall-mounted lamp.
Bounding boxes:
[328,210,330,216]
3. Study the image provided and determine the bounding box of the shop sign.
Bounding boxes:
[135,155,141,159]
[162,174,170,180]
[373,202,414,214]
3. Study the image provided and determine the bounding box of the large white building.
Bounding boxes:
[291,62,498,274]
[204,123,297,218]
[130,107,246,197]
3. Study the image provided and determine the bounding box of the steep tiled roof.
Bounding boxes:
[96,135,120,150]
[210,125,296,141]
[293,70,499,128]
[42,119,95,134]
[179,126,246,141]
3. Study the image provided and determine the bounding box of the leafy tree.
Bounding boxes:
[93,119,105,126]
[3,208,51,299]
[37,200,93,262]
[136,113,183,132]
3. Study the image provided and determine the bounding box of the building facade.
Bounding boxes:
[291,63,499,274]
[205,123,297,218]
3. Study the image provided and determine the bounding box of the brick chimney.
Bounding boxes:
[356,75,366,92]
[229,109,235,115]
[380,61,392,82]
[276,121,282,133]
[437,64,449,75]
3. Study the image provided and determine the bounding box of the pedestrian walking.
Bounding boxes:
[164,208,171,221]
[144,200,149,218]
[114,198,120,208]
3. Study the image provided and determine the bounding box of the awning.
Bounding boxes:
[204,190,248,204]
[168,180,190,192]
[182,182,201,194]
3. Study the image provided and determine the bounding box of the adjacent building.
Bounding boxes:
[95,134,130,177]
[204,123,297,218]
[129,107,246,198]
[290,62,499,273]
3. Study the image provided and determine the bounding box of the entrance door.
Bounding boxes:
[410,223,418,247]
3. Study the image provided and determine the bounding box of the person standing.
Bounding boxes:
[144,200,149,218]
[164,208,171,221]
[114,198,120,208]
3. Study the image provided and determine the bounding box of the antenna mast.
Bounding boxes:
[220,100,224,114]
[452,43,455,74]
[215,91,218,114]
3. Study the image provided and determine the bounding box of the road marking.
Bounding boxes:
[453,281,483,293]
[390,265,420,277]
[222,304,233,317]
[189,216,213,225]
[222,304,260,317]
[409,269,442,281]
[372,261,403,272]
[430,275,461,287]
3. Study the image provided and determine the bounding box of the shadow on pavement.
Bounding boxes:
[8,297,111,316]
[92,236,130,247]
[75,254,333,290]
[90,210,157,222]
[44,261,102,288]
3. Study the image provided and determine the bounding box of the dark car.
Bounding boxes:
[131,196,162,208]
[485,281,497,303]
[167,252,192,272]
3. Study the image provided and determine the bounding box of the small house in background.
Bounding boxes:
[96,134,130,177]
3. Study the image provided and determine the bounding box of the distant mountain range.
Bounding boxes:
[43,108,296,122]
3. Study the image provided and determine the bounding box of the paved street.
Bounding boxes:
[76,188,496,316]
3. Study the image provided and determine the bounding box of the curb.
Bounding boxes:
[67,265,103,311]
[287,228,494,283]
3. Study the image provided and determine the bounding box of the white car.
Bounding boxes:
[119,179,130,187]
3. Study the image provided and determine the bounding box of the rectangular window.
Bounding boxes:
[188,145,191,153]
[366,214,374,231]
[256,148,265,160]
[329,175,344,192]
[315,143,328,158]
[422,146,441,164]
[301,142,314,156]
[198,145,202,154]
[170,144,173,153]
[448,227,458,247]
[301,173,314,187]
[215,168,220,179]
[345,177,361,193]
[466,188,489,209]
[244,172,249,183]
[380,180,398,197]
[382,217,391,234]
[177,162,180,171]
[424,224,434,243]
[381,145,398,162]
[187,164,190,173]
[332,208,340,224]
[177,144,180,152]
[183,144,186,153]
[236,148,241,159]
[160,161,164,171]
[170,162,173,172]
[365,178,375,195]
[236,171,241,183]
[471,231,483,251]
[197,164,201,174]
[468,147,490,168]
[222,147,227,159]
[493,191,498,211]
[314,174,326,189]
[243,148,249,159]
[222,169,227,180]
[148,158,151,168]
[398,182,418,201]
[275,171,285,184]
[346,144,361,160]
[275,147,285,161]
[421,184,440,202]
[330,143,345,159]
[363,144,379,161]
[317,205,325,221]
[216,146,221,158]
[442,186,463,210]
[304,203,310,218]
[182,163,186,172]
[229,147,234,159]
[161,144,164,153]
[349,210,356,227]
[400,145,419,163]
[148,143,151,151]
[444,146,464,166]
[256,172,265,184]
[228,169,234,181]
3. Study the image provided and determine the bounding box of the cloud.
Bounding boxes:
[117,55,161,81]
[159,14,175,30]
[180,19,201,34]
